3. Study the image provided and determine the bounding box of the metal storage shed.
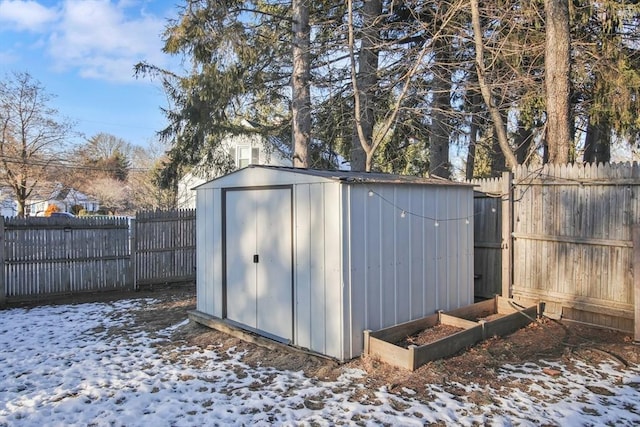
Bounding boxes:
[192,165,474,361]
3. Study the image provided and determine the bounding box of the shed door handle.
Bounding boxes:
[253,254,259,263]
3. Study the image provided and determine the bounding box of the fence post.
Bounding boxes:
[130,218,137,291]
[633,225,640,343]
[501,171,513,299]
[0,217,5,307]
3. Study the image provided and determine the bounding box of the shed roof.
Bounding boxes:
[196,164,472,189]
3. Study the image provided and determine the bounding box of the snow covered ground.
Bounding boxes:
[1,297,639,426]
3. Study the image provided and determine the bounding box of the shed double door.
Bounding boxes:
[225,188,293,342]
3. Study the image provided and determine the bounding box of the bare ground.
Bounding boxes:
[17,283,640,405]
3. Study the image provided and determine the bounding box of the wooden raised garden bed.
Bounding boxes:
[363,296,539,371]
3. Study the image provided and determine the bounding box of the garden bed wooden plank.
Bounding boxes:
[364,296,539,371]
[410,325,484,370]
[368,313,439,343]
[439,313,479,330]
[483,305,537,339]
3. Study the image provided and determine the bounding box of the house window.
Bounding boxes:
[238,146,251,168]
[231,145,260,169]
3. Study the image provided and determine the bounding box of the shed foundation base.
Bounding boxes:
[188,310,339,362]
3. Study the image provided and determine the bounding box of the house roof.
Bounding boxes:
[198,164,472,188]
[28,184,99,205]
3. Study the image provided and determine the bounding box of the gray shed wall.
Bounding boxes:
[196,187,223,316]
[292,182,343,358]
[196,172,346,359]
[196,167,474,361]
[342,183,474,359]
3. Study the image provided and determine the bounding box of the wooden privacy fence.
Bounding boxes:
[0,209,196,305]
[471,163,640,340]
[470,176,507,299]
[0,216,131,303]
[134,209,196,288]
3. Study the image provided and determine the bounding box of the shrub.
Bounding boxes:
[44,204,60,217]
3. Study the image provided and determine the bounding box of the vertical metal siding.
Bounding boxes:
[323,183,343,359]
[345,185,365,358]
[434,187,448,310]
[293,182,343,359]
[196,188,221,316]
[364,187,382,331]
[394,187,411,325]
[346,184,474,359]
[293,184,312,349]
[212,188,224,316]
[196,189,212,314]
[379,186,396,327]
[341,184,352,360]
[449,189,463,306]
[409,191,425,318]
[308,183,327,353]
[462,189,475,305]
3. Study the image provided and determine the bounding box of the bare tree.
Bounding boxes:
[292,0,311,168]
[0,72,73,217]
[75,133,132,181]
[347,0,443,172]
[348,0,381,171]
[90,177,128,214]
[470,0,518,170]
[80,133,132,161]
[128,147,178,211]
[429,38,453,178]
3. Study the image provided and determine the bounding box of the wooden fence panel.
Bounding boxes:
[510,163,639,331]
[2,217,131,301]
[134,209,196,287]
[469,177,504,299]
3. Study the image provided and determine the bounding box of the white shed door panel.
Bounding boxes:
[226,192,258,329]
[225,188,292,342]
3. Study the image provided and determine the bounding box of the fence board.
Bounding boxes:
[469,177,504,298]
[472,162,639,333]
[134,209,196,287]
[2,217,131,301]
[0,210,197,304]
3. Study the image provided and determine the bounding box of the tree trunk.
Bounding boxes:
[515,124,533,164]
[490,115,507,176]
[429,39,451,179]
[583,117,611,164]
[351,0,382,172]
[544,0,571,164]
[466,92,482,180]
[15,184,27,217]
[16,199,25,218]
[470,0,518,170]
[292,0,310,168]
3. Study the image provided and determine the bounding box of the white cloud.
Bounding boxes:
[0,50,19,65]
[46,0,171,83]
[1,0,174,83]
[0,0,58,31]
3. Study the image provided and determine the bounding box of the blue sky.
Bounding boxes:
[0,0,182,149]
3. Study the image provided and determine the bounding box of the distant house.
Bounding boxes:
[177,133,290,209]
[0,188,17,217]
[27,185,100,216]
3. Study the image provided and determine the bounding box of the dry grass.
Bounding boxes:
[31,284,640,403]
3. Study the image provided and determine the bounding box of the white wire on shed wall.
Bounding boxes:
[346,184,474,359]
